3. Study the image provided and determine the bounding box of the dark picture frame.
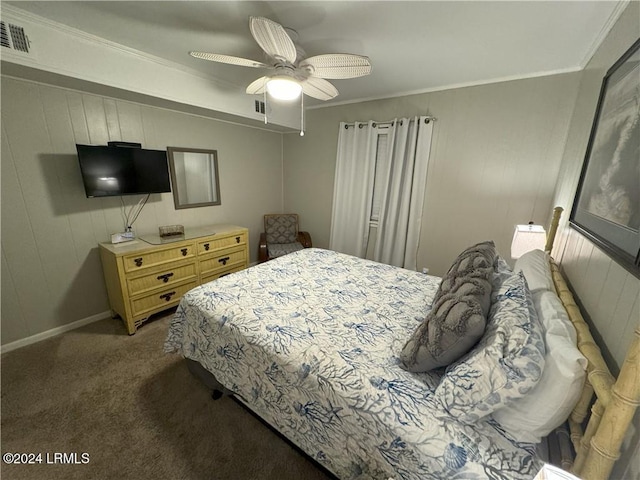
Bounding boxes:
[570,38,640,277]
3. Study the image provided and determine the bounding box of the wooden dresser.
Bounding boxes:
[99,224,249,334]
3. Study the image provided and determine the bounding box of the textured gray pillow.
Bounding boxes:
[400,241,496,372]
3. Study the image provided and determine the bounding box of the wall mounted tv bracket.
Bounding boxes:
[107,141,142,148]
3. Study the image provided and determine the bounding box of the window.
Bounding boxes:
[369,126,391,225]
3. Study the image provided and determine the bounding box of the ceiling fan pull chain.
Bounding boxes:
[300,93,305,136]
[263,81,268,124]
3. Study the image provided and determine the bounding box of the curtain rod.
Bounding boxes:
[343,116,436,129]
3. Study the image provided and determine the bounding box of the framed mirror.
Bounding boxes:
[167,147,221,209]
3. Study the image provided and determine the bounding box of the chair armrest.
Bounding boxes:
[298,231,312,248]
[258,232,269,263]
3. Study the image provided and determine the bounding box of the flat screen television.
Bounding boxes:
[76,144,171,198]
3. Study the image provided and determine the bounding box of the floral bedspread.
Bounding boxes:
[165,248,541,480]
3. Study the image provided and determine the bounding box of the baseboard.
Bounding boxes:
[1,310,111,354]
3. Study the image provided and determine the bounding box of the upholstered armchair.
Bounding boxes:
[258,214,312,263]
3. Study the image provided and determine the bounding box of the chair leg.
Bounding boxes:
[212,389,224,400]
[258,232,269,262]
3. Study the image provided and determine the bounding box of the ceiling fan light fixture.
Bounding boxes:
[266,76,302,101]
[190,16,371,103]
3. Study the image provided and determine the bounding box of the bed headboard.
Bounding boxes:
[545,207,640,480]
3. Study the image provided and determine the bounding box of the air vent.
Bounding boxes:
[0,20,30,53]
[254,100,265,114]
[0,22,9,48]
[9,23,29,52]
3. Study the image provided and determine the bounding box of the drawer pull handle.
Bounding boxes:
[204,243,210,251]
[159,291,176,302]
[134,257,143,267]
[218,256,230,266]
[181,248,188,256]
[235,236,240,243]
[157,272,174,283]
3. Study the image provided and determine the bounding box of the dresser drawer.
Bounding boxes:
[198,232,247,255]
[130,280,198,318]
[123,244,195,273]
[127,262,197,297]
[199,245,247,276]
[201,264,246,284]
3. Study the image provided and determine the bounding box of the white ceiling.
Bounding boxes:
[6,1,624,107]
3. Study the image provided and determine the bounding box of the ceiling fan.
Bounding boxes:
[189,16,372,102]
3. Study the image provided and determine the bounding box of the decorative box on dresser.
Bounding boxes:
[99,224,249,334]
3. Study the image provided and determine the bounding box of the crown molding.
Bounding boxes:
[308,67,583,111]
[578,0,630,68]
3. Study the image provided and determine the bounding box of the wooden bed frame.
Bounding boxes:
[545,206,639,480]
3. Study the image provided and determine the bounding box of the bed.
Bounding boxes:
[164,209,639,480]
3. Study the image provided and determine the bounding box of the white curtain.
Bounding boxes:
[329,121,378,257]
[374,116,433,269]
[330,116,434,270]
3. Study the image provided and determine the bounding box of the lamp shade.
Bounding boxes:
[266,76,302,101]
[511,224,546,259]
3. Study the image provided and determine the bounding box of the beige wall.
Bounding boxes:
[283,73,581,276]
[1,77,284,345]
[549,3,639,478]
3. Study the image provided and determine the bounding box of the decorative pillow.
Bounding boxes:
[265,215,298,244]
[399,241,496,372]
[433,271,546,424]
[514,249,555,294]
[493,290,587,443]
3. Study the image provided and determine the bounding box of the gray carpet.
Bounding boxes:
[1,313,334,480]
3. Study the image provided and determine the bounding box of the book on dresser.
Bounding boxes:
[99,224,249,334]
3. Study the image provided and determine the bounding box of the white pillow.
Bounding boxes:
[492,290,587,443]
[533,289,576,342]
[514,249,556,294]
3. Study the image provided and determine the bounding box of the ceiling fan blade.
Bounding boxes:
[246,76,269,95]
[249,16,297,63]
[302,77,339,101]
[300,54,371,79]
[190,51,267,68]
